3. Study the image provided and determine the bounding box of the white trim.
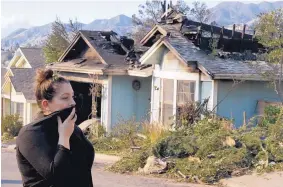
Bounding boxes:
[49,66,104,75]
[127,70,153,77]
[15,56,26,68]
[196,72,201,101]
[140,39,165,64]
[154,70,200,80]
[106,76,112,132]
[160,79,164,124]
[150,76,154,123]
[212,80,218,113]
[173,79,177,118]
[7,50,21,68]
[2,94,11,99]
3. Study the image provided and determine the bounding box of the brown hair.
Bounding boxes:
[35,69,69,108]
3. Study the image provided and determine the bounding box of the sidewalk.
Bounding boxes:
[220,172,283,187]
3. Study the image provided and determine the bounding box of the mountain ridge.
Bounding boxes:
[2,1,283,50]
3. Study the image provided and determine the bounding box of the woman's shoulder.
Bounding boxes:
[16,117,56,146]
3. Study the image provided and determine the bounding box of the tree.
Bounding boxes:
[254,9,283,102]
[172,0,190,15]
[190,1,211,23]
[131,0,190,43]
[43,17,81,63]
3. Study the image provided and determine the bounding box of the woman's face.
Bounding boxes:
[42,82,76,114]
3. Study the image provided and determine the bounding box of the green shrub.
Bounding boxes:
[196,132,226,159]
[141,122,170,145]
[260,105,282,126]
[241,133,262,155]
[1,132,13,143]
[1,114,23,137]
[174,148,250,184]
[108,150,150,173]
[153,134,197,158]
[91,137,129,155]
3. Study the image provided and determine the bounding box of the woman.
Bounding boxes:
[16,69,95,187]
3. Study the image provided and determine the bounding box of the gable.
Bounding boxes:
[15,56,31,68]
[142,45,166,65]
[2,78,15,95]
[142,42,194,73]
[63,37,90,60]
[141,26,167,47]
[82,47,102,61]
[60,35,104,64]
[8,53,21,68]
[161,49,189,72]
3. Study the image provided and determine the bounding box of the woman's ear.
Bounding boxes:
[41,100,50,112]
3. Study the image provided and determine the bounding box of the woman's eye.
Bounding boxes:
[62,97,68,100]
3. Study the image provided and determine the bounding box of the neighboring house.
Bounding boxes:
[48,30,152,131]
[1,67,8,117]
[138,9,281,127]
[1,48,45,125]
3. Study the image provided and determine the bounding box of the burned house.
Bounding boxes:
[48,30,152,131]
[138,7,280,127]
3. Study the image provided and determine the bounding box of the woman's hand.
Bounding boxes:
[57,108,77,149]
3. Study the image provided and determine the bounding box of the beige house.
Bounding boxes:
[1,48,45,125]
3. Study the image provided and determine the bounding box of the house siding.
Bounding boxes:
[111,76,151,127]
[201,81,213,110]
[216,80,281,127]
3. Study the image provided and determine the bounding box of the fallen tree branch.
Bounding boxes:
[176,169,189,179]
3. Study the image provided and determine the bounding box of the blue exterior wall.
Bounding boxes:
[216,80,281,127]
[201,81,212,101]
[111,76,152,127]
[201,81,213,110]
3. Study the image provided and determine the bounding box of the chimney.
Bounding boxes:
[242,24,246,39]
[170,0,173,8]
[232,24,235,38]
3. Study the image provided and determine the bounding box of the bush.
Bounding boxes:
[87,122,106,139]
[153,134,197,158]
[175,99,210,130]
[108,150,150,173]
[1,114,23,137]
[1,132,13,143]
[260,105,282,126]
[111,118,141,146]
[141,122,170,145]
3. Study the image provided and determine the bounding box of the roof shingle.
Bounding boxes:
[158,24,272,79]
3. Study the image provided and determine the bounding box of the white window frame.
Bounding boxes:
[156,70,200,125]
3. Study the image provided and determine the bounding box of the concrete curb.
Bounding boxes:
[1,144,16,150]
[95,153,121,163]
[220,172,283,187]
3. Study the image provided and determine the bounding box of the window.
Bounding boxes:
[11,101,15,115]
[16,102,24,120]
[161,79,174,126]
[177,80,195,106]
[158,79,196,126]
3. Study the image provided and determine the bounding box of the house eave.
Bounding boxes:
[103,69,127,76]
[127,70,153,77]
[48,65,104,75]
[213,74,265,81]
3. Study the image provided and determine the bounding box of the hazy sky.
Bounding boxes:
[0,0,280,37]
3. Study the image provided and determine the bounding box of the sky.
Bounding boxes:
[0,0,281,38]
